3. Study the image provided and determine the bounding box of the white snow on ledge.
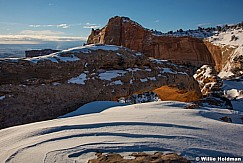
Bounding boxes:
[5,44,121,64]
[62,44,120,54]
[23,53,80,64]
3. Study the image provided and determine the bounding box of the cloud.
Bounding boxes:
[83,22,100,29]
[0,30,87,44]
[20,30,64,35]
[29,23,71,29]
[155,20,160,23]
[197,23,211,27]
[57,24,70,29]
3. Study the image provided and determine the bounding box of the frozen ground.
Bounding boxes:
[0,101,242,163]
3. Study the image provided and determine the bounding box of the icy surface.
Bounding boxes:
[0,101,242,162]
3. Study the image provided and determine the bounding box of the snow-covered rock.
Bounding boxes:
[206,25,243,79]
[193,65,223,96]
[0,101,242,163]
[0,44,201,129]
[118,92,160,104]
[222,79,243,111]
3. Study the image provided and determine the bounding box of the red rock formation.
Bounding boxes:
[203,41,223,71]
[87,16,217,68]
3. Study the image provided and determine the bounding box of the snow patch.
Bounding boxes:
[126,68,141,72]
[52,82,61,86]
[63,44,120,53]
[110,80,123,85]
[59,101,126,118]
[99,70,127,81]
[140,78,148,82]
[161,68,176,74]
[24,53,79,64]
[68,73,87,85]
[148,77,156,81]
[0,96,5,100]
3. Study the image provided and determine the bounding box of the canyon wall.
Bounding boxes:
[87,16,222,70]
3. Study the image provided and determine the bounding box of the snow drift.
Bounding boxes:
[0,101,242,163]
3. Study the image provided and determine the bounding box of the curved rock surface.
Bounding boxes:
[87,16,218,68]
[0,44,201,129]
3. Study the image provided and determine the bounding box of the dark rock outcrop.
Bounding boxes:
[0,44,202,129]
[25,49,60,57]
[87,16,219,69]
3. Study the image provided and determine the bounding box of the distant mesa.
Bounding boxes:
[25,49,60,58]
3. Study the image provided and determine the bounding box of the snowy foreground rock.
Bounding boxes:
[0,101,242,163]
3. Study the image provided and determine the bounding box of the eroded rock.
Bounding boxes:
[87,16,217,69]
[0,44,201,129]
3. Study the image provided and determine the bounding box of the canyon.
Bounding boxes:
[0,16,242,129]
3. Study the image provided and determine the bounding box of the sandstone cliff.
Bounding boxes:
[87,16,220,68]
[0,44,201,129]
[206,27,243,78]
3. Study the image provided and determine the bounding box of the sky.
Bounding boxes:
[0,0,243,45]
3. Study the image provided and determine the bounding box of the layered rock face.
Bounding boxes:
[193,65,232,109]
[0,44,201,129]
[87,16,219,68]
